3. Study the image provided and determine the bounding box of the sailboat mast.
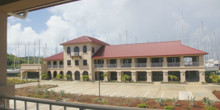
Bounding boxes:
[38,40,40,64]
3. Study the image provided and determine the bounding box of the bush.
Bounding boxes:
[41,73,48,80]
[82,75,89,81]
[209,73,220,84]
[168,75,179,81]
[156,98,164,106]
[137,103,147,108]
[43,94,49,98]
[204,106,218,110]
[59,90,65,97]
[121,74,131,82]
[66,75,72,80]
[55,74,63,80]
[164,106,174,110]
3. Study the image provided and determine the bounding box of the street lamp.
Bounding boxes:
[97,64,101,101]
[38,65,40,87]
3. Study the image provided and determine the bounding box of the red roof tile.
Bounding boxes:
[61,36,109,45]
[92,41,208,59]
[43,52,63,61]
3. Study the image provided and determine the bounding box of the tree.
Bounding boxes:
[82,75,89,81]
[41,73,48,80]
[121,74,131,82]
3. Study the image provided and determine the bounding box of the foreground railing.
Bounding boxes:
[0,96,142,110]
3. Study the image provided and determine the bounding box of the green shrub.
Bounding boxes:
[43,94,49,98]
[82,75,89,81]
[121,74,131,82]
[65,75,72,80]
[41,73,48,80]
[50,90,56,96]
[59,90,65,97]
[204,106,218,110]
[137,103,147,108]
[34,94,40,98]
[55,74,63,80]
[209,73,220,84]
[156,98,164,106]
[164,106,174,110]
[168,75,179,81]
[203,97,214,107]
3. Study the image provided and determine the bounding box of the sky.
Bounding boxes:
[7,0,220,60]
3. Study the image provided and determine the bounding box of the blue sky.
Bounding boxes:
[7,0,220,60]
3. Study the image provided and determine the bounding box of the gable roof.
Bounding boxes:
[43,52,63,61]
[61,36,109,46]
[92,41,208,59]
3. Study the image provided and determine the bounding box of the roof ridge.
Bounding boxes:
[107,40,181,47]
[180,44,208,54]
[84,36,92,42]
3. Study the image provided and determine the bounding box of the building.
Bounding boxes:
[21,36,208,83]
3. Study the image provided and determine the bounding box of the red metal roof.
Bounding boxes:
[43,52,63,61]
[92,41,208,59]
[61,36,109,45]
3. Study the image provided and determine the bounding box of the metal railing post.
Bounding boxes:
[36,102,39,110]
[3,97,6,109]
[14,99,16,110]
[64,106,66,110]
[49,104,52,110]
[24,101,27,110]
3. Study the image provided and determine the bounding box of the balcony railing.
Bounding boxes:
[185,62,199,67]
[0,96,139,110]
[47,65,51,68]
[59,65,63,68]
[167,62,180,67]
[121,63,131,68]
[53,65,57,68]
[94,64,104,68]
[71,52,80,57]
[107,64,117,68]
[151,62,163,67]
[135,63,146,67]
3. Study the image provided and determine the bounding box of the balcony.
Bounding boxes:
[94,64,104,68]
[71,52,80,57]
[135,63,146,67]
[59,65,63,68]
[167,62,180,67]
[47,65,51,68]
[185,62,199,67]
[107,64,117,68]
[53,65,57,68]
[121,63,131,68]
[151,62,163,67]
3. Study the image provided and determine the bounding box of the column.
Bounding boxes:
[51,73,54,80]
[163,71,168,82]
[0,11,7,85]
[131,58,135,68]
[199,55,204,67]
[117,71,121,82]
[147,58,151,67]
[163,57,167,67]
[117,58,121,68]
[57,61,59,68]
[180,56,184,67]
[180,71,186,83]
[199,71,205,83]
[104,71,108,82]
[132,72,136,82]
[147,71,152,82]
[72,72,75,81]
[104,59,107,68]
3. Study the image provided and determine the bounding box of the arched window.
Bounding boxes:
[83,45,87,53]
[67,47,71,54]
[74,46,80,52]
[92,47,95,53]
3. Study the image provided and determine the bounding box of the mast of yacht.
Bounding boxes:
[34,41,36,64]
[27,42,29,64]
[38,40,41,64]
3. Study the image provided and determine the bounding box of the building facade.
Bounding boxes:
[22,36,208,83]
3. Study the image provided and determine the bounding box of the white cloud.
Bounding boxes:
[7,0,220,60]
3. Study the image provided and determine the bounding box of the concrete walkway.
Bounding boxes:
[15,80,220,101]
